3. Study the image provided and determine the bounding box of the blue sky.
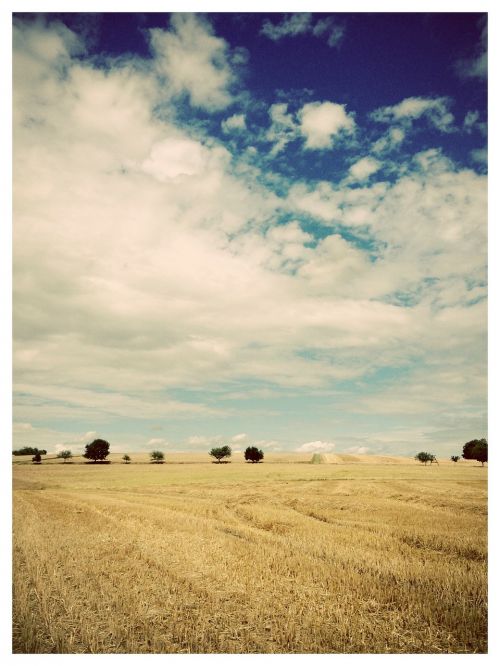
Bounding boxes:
[11,9,488,457]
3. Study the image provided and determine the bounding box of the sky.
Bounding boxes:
[10,7,488,458]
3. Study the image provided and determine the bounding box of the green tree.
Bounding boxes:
[209,445,232,463]
[462,438,487,466]
[13,447,46,456]
[473,444,487,466]
[57,450,73,463]
[415,452,434,465]
[32,452,42,464]
[150,450,165,464]
[83,439,110,462]
[450,455,460,463]
[122,454,131,464]
[244,446,264,463]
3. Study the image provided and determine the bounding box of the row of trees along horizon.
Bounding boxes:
[14,438,487,466]
[14,440,265,465]
[414,439,487,466]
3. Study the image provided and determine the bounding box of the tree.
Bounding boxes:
[83,439,110,462]
[150,450,165,464]
[209,445,232,463]
[473,442,488,466]
[451,455,460,463]
[13,447,47,456]
[57,450,73,463]
[122,454,131,464]
[32,452,42,464]
[244,446,264,463]
[462,438,487,466]
[415,452,435,465]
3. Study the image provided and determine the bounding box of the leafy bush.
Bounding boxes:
[415,452,435,465]
[150,450,165,463]
[122,454,131,464]
[209,445,232,463]
[450,455,460,463]
[32,452,42,464]
[83,439,110,462]
[57,450,73,463]
[462,438,487,466]
[244,446,264,463]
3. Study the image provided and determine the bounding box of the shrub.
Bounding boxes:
[57,450,73,463]
[150,450,165,464]
[450,455,460,463]
[415,452,435,465]
[209,445,232,463]
[462,438,487,466]
[83,439,110,462]
[32,452,42,464]
[244,446,264,463]
[122,454,131,464]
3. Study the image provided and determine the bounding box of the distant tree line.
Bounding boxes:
[13,447,47,456]
[415,439,487,467]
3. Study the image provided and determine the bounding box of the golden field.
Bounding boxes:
[12,454,487,654]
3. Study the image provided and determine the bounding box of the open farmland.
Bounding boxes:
[13,455,487,654]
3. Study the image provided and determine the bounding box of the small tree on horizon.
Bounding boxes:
[150,450,165,464]
[209,445,232,463]
[57,450,73,463]
[244,446,264,463]
[83,439,110,463]
[32,452,42,464]
[451,455,460,463]
[415,452,434,465]
[122,454,131,464]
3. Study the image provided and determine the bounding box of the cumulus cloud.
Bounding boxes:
[296,441,336,453]
[12,16,487,455]
[221,113,246,133]
[299,101,355,149]
[371,127,405,153]
[347,157,381,182]
[371,96,454,132]
[147,438,169,446]
[149,14,239,111]
[266,102,298,154]
[261,13,344,48]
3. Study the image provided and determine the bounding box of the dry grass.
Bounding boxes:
[13,456,487,654]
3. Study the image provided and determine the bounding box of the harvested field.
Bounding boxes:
[13,457,487,654]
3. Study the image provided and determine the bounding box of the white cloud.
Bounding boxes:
[299,101,355,149]
[149,14,238,111]
[371,127,405,153]
[221,113,246,133]
[342,446,370,455]
[470,148,487,164]
[231,433,248,443]
[463,110,479,132]
[11,18,487,456]
[348,157,381,182]
[142,136,211,181]
[261,13,312,40]
[296,441,336,453]
[266,102,298,154]
[147,438,169,447]
[371,96,454,132]
[261,14,344,48]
